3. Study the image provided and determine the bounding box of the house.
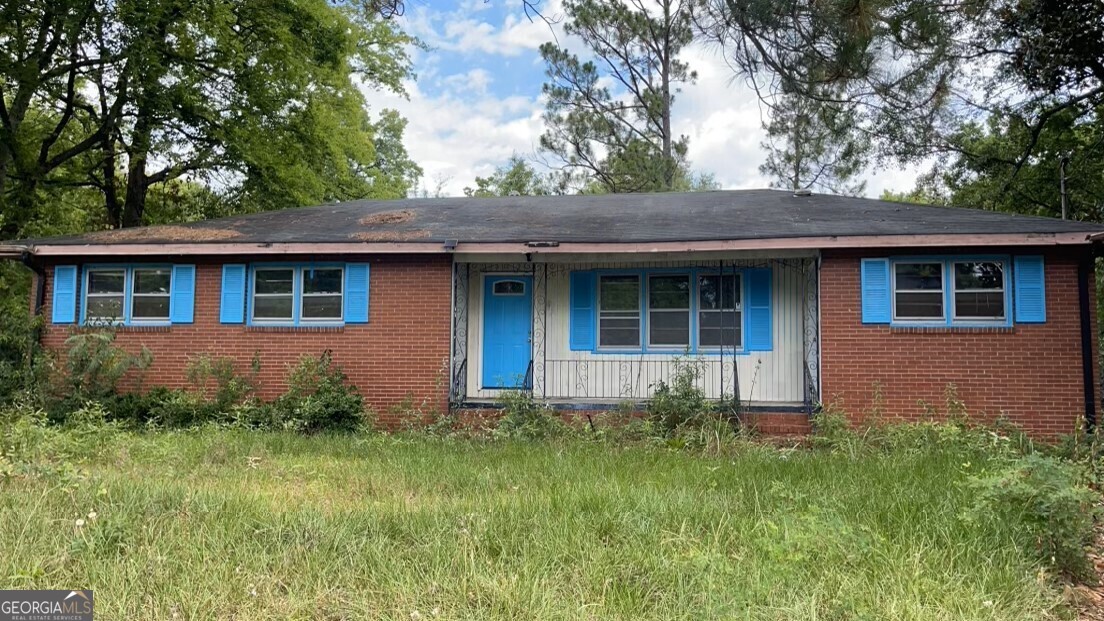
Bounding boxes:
[2,189,1101,436]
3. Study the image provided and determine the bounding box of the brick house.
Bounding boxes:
[2,189,1101,436]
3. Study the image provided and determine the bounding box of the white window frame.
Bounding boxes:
[251,267,296,324]
[299,266,344,323]
[84,267,127,324]
[597,274,642,350]
[951,260,1007,322]
[129,267,172,323]
[646,273,691,350]
[891,261,947,323]
[697,272,744,350]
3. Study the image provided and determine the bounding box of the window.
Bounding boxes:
[251,266,345,324]
[648,274,690,348]
[893,262,944,321]
[953,261,1005,320]
[85,268,126,322]
[698,273,742,348]
[131,268,171,321]
[301,268,343,321]
[493,280,525,295]
[252,268,294,322]
[598,274,640,348]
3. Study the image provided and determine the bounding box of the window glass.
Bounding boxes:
[85,269,125,322]
[894,262,944,320]
[599,275,640,348]
[131,268,171,321]
[493,280,525,295]
[698,274,742,348]
[301,267,343,321]
[255,269,294,295]
[253,268,294,321]
[648,274,690,347]
[88,270,125,294]
[954,261,1005,319]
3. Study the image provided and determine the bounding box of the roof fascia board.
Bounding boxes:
[15,231,1096,258]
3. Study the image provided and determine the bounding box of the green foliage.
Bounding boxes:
[0,0,421,238]
[185,354,258,412]
[270,353,366,433]
[55,332,152,408]
[966,454,1098,579]
[760,86,869,195]
[464,155,553,197]
[646,357,714,433]
[911,105,1104,221]
[493,390,569,440]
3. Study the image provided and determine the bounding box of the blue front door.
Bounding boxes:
[482,275,533,389]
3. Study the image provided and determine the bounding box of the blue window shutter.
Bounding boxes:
[169,265,196,324]
[1014,255,1046,323]
[220,264,246,324]
[51,265,78,324]
[569,271,596,351]
[345,263,370,323]
[746,268,773,351]
[860,258,891,324]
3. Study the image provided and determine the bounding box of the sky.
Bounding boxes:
[358,0,926,198]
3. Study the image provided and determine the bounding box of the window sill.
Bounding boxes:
[244,325,345,333]
[890,325,1014,334]
[77,324,172,333]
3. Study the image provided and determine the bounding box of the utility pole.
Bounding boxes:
[1060,155,1069,220]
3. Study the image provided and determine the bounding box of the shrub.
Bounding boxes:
[185,354,258,411]
[41,331,153,420]
[966,454,1098,579]
[647,357,712,433]
[148,389,218,428]
[271,353,365,433]
[494,389,568,440]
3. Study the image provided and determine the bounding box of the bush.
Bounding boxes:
[148,389,219,428]
[271,353,365,433]
[185,354,258,412]
[966,454,1098,579]
[33,331,151,420]
[647,357,713,434]
[494,390,568,440]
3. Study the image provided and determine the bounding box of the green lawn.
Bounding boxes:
[0,428,1071,620]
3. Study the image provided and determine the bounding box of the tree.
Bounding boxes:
[692,0,1104,182]
[0,0,420,236]
[909,106,1104,221]
[760,86,868,195]
[464,155,552,197]
[539,0,699,193]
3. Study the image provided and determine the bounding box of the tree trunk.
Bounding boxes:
[660,0,674,190]
[121,111,152,228]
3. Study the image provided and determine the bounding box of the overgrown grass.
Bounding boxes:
[0,422,1083,620]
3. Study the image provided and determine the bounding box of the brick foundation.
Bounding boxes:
[38,255,452,427]
[819,248,1099,437]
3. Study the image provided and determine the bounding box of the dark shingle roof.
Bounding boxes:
[11,189,1103,246]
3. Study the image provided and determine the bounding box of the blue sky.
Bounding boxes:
[360,0,923,197]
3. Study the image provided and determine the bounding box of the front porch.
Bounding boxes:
[448,254,822,412]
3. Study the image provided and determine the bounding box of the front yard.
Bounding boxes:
[0,425,1091,620]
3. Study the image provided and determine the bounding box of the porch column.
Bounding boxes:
[450,262,470,405]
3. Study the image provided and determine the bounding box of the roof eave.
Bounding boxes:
[9,231,1098,258]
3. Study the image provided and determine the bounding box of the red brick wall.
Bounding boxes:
[820,249,1098,436]
[37,255,452,426]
